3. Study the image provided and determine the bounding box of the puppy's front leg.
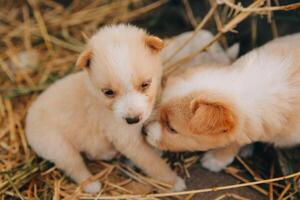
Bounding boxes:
[201,142,241,172]
[43,138,101,194]
[112,135,186,191]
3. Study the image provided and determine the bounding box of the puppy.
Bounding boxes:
[26,24,185,193]
[162,30,239,68]
[144,33,300,172]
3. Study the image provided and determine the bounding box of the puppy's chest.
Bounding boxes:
[74,117,114,153]
[104,121,142,145]
[72,104,142,150]
[68,106,109,146]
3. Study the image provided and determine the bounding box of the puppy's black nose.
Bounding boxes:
[125,116,140,124]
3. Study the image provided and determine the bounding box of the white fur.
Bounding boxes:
[113,92,149,123]
[226,43,240,61]
[26,24,183,194]
[88,25,156,123]
[145,122,162,147]
[162,34,300,146]
[147,33,300,172]
[201,151,234,172]
[84,181,102,194]
[145,30,241,152]
[172,177,187,192]
[163,53,292,105]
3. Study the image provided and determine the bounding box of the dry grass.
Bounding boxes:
[0,0,300,199]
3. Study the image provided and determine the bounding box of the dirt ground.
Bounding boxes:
[161,143,300,199]
[185,163,265,200]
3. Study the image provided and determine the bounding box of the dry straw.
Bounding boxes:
[1,0,300,199]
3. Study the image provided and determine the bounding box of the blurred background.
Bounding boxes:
[133,0,300,55]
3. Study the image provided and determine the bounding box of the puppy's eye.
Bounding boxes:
[166,120,177,134]
[140,79,151,91]
[101,88,115,98]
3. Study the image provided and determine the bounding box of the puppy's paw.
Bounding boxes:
[83,181,101,194]
[86,150,118,161]
[145,122,162,148]
[99,150,119,161]
[172,176,186,192]
[201,151,234,172]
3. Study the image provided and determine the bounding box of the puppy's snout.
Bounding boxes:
[125,116,141,124]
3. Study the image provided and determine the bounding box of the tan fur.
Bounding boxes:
[189,98,236,135]
[145,36,164,52]
[150,92,238,152]
[76,49,92,68]
[25,25,185,194]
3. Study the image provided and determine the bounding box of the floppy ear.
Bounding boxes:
[76,49,92,69]
[189,98,236,135]
[145,35,164,52]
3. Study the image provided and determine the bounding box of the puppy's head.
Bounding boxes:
[76,24,164,125]
[144,92,238,151]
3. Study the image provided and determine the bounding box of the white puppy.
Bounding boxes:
[26,24,185,194]
[144,33,300,172]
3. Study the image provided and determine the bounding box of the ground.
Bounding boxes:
[186,163,265,199]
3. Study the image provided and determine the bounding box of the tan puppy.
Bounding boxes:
[26,24,185,193]
[144,33,300,172]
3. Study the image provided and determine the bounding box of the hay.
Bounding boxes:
[0,0,300,199]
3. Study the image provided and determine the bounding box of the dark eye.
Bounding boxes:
[101,88,115,98]
[140,79,151,91]
[166,120,177,134]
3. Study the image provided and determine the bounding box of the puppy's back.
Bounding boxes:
[26,72,87,139]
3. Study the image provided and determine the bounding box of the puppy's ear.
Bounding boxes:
[145,36,164,52]
[76,49,92,69]
[189,98,236,135]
